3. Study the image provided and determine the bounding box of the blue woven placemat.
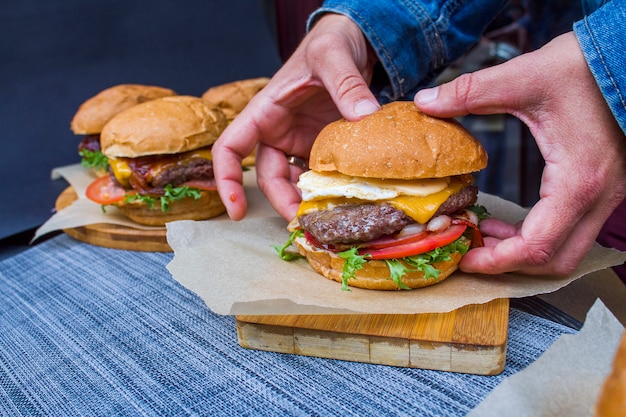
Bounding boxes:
[0,235,575,416]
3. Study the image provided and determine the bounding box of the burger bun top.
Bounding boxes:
[201,77,269,120]
[101,95,228,158]
[310,101,487,179]
[70,84,177,135]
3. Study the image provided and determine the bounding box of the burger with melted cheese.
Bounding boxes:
[84,95,228,226]
[71,84,177,176]
[278,101,489,290]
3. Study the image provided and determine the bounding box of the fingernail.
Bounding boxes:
[416,87,439,104]
[354,99,380,117]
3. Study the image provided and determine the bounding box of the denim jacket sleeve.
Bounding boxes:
[574,0,626,134]
[307,0,508,102]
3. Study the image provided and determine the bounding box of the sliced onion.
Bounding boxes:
[397,223,427,237]
[427,215,452,233]
[454,209,479,226]
[465,209,479,226]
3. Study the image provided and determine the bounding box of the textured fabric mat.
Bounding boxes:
[0,235,575,416]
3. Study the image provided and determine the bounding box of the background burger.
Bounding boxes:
[202,77,270,166]
[84,95,228,226]
[278,101,489,290]
[71,84,177,175]
[201,77,269,122]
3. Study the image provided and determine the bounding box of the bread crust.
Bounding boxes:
[310,101,487,179]
[293,236,461,290]
[101,96,227,158]
[201,77,270,120]
[71,84,177,135]
[116,190,225,227]
[596,332,626,417]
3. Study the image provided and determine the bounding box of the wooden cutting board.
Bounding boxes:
[236,298,509,375]
[55,186,171,252]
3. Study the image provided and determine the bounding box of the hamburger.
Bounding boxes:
[71,84,177,175]
[277,101,489,290]
[202,77,270,166]
[84,95,228,226]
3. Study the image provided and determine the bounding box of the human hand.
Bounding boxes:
[415,32,626,275]
[212,13,380,221]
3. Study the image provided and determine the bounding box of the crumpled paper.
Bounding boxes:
[38,164,626,316]
[33,164,275,242]
[469,299,625,417]
[165,190,626,316]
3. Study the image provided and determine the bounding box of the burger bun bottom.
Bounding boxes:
[293,236,461,290]
[117,190,225,227]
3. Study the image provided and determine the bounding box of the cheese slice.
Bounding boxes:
[109,158,133,188]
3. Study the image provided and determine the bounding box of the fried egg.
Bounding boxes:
[297,170,450,202]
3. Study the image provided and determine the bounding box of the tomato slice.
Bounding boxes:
[183,179,217,191]
[85,175,126,204]
[360,230,428,250]
[362,224,467,260]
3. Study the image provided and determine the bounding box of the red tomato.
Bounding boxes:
[361,224,467,260]
[183,179,217,191]
[361,230,428,250]
[85,175,126,204]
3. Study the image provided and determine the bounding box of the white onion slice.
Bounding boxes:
[397,223,427,237]
[464,209,479,226]
[427,215,452,233]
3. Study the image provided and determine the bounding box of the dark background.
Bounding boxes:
[1,1,552,257]
[0,1,285,243]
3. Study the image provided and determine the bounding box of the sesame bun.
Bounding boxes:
[293,236,462,290]
[70,84,177,135]
[116,190,226,227]
[596,331,626,417]
[310,100,488,179]
[201,77,270,120]
[100,95,227,158]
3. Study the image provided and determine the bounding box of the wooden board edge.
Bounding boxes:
[56,186,171,252]
[235,314,508,375]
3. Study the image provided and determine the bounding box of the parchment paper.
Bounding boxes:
[469,299,625,417]
[33,164,276,241]
[165,185,626,316]
[38,164,626,316]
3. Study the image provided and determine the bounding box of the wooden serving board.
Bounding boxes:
[236,298,509,375]
[55,186,171,252]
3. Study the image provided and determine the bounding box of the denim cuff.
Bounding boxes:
[574,0,626,134]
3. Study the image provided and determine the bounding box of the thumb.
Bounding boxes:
[306,14,380,120]
[322,63,380,121]
[414,61,525,118]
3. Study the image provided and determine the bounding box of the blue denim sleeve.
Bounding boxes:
[574,0,626,134]
[308,0,508,102]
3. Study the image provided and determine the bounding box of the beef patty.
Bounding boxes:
[298,185,478,245]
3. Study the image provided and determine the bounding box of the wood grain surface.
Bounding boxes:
[55,186,171,252]
[236,298,509,375]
